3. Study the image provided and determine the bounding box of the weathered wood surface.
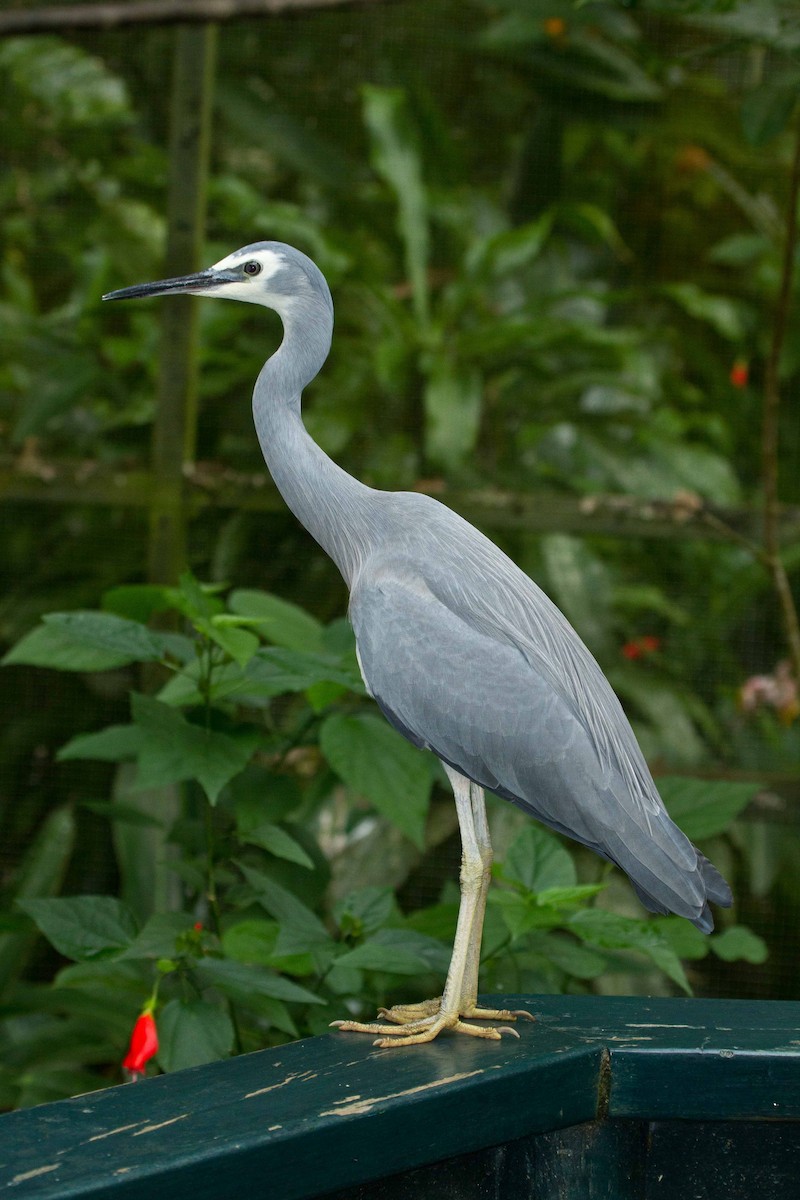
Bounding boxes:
[0,995,798,1199]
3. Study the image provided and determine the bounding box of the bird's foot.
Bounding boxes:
[331,998,534,1048]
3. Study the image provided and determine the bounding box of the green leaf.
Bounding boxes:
[157,998,234,1071]
[131,693,259,804]
[319,712,433,848]
[205,618,260,667]
[17,896,137,962]
[741,71,800,145]
[533,932,608,980]
[196,957,325,1005]
[569,909,692,994]
[662,283,744,340]
[228,589,325,652]
[490,889,560,939]
[240,822,315,870]
[117,913,196,960]
[534,884,606,907]
[654,916,709,962]
[501,825,576,893]
[659,777,758,841]
[467,213,554,277]
[335,928,448,976]
[424,360,483,470]
[237,864,333,952]
[334,938,428,975]
[333,887,395,938]
[103,584,179,623]
[57,723,142,763]
[175,571,224,623]
[711,926,768,964]
[3,612,168,672]
[363,85,430,327]
[221,918,280,966]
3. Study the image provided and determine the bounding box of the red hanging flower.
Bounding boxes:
[122,1009,159,1080]
[622,636,661,661]
[729,359,749,389]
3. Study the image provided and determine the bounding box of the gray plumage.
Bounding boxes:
[105,240,732,936]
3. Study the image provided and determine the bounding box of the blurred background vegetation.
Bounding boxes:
[0,0,799,1106]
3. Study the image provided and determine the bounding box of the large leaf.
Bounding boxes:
[741,70,800,144]
[228,589,325,653]
[662,283,744,340]
[237,865,334,953]
[239,822,315,870]
[501,824,576,893]
[658,777,757,841]
[711,925,768,964]
[423,360,483,470]
[333,887,396,939]
[569,908,691,994]
[131,693,259,804]
[157,998,234,1071]
[117,913,196,960]
[363,85,430,327]
[196,957,325,1006]
[18,896,137,962]
[3,612,173,672]
[320,712,433,848]
[57,723,142,763]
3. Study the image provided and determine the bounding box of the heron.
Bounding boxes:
[104,242,732,1047]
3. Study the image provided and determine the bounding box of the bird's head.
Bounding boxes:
[103,242,332,320]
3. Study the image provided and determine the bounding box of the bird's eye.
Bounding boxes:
[243,261,261,276]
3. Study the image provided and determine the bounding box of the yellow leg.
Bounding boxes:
[331,767,534,1048]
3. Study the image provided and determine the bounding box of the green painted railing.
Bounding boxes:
[1,995,799,1198]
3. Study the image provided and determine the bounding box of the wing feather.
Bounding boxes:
[348,497,730,928]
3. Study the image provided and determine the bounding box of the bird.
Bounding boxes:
[104,242,732,1047]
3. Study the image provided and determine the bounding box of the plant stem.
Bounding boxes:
[762,108,800,682]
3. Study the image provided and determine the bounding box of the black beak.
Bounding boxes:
[103,267,239,302]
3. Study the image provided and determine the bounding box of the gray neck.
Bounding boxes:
[252,293,379,585]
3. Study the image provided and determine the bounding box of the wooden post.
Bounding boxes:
[147,23,217,584]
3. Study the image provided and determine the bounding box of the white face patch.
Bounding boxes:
[212,247,283,278]
[206,247,286,306]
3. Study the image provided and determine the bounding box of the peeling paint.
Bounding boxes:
[626,1023,699,1030]
[319,1070,485,1118]
[132,1115,188,1136]
[10,1164,59,1185]
[245,1070,317,1100]
[87,1122,145,1142]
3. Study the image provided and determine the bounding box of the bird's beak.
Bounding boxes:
[103,267,239,302]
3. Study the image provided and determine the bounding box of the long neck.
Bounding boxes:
[252,292,379,585]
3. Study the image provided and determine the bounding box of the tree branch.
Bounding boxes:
[0,0,394,37]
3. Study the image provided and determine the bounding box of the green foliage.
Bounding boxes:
[0,0,796,1108]
[0,580,765,1105]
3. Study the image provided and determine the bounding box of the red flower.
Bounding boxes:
[122,1010,158,1079]
[729,359,749,389]
[622,636,661,661]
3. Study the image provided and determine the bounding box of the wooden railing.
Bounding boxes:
[1,995,799,1198]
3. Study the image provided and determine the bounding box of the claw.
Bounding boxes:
[331,998,533,1048]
